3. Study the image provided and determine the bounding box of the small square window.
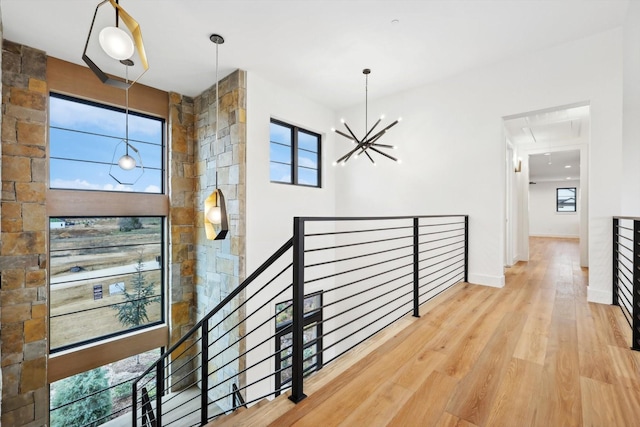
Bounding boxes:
[557,187,576,212]
[270,119,321,187]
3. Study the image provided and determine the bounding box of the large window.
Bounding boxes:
[270,119,321,187]
[49,217,163,352]
[556,187,577,212]
[49,93,164,193]
[274,293,323,394]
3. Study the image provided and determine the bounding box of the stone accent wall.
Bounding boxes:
[0,6,4,424]
[0,40,48,427]
[194,70,246,410]
[168,92,198,389]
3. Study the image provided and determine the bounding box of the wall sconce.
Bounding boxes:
[204,189,228,240]
[515,158,522,173]
[83,0,149,89]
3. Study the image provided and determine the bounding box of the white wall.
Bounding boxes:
[529,181,580,238]
[622,2,640,215]
[334,28,623,299]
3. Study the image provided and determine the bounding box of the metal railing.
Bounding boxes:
[132,215,469,426]
[613,217,640,350]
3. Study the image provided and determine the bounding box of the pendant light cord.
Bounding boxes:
[125,64,129,155]
[215,40,219,147]
[365,72,368,137]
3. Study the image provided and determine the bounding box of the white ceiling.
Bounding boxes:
[1,0,629,110]
[528,150,581,183]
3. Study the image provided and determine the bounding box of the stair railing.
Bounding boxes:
[132,215,469,426]
[613,216,640,350]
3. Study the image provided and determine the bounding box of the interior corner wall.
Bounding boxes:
[334,28,623,298]
[193,69,246,411]
[622,1,640,215]
[245,72,336,272]
[529,181,581,238]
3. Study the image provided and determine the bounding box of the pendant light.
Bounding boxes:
[204,34,229,241]
[333,69,401,165]
[109,60,144,185]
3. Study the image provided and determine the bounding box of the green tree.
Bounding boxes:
[112,253,159,362]
[50,367,112,427]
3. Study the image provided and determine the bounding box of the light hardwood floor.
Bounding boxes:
[213,237,640,426]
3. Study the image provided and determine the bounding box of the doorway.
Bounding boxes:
[503,102,589,267]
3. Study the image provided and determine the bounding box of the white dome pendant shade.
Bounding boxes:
[98,26,134,60]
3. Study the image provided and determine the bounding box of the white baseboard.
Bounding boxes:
[587,287,612,304]
[467,273,505,288]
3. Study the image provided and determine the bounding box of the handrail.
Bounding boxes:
[612,217,640,351]
[132,216,468,426]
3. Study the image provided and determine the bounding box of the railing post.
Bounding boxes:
[132,381,138,427]
[201,321,209,424]
[290,217,307,403]
[633,220,640,351]
[413,217,420,317]
[613,218,619,306]
[464,216,469,283]
[156,358,164,427]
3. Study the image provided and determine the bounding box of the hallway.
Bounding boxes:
[257,237,640,426]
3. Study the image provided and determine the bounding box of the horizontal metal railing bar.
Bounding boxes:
[50,294,161,319]
[418,239,465,255]
[616,255,634,277]
[419,272,465,301]
[615,225,634,232]
[320,289,414,352]
[420,270,464,296]
[304,224,412,237]
[134,238,294,384]
[298,215,468,222]
[418,252,464,273]
[617,285,633,309]
[320,269,413,311]
[50,241,161,254]
[209,344,289,391]
[207,285,292,362]
[419,258,464,281]
[318,282,412,340]
[51,373,136,412]
[208,264,293,336]
[419,221,465,228]
[305,233,413,253]
[418,227,466,238]
[613,216,640,221]
[419,246,464,264]
[619,301,632,328]
[418,233,465,247]
[156,379,200,414]
[304,252,412,285]
[617,271,633,292]
[616,241,633,254]
[305,243,413,268]
[321,297,414,365]
[50,266,162,286]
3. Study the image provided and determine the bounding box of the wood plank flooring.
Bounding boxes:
[211,237,640,426]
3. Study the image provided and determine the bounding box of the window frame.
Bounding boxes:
[269,118,322,188]
[46,66,170,385]
[556,187,577,213]
[274,292,323,395]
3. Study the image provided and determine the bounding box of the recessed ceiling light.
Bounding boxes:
[566,177,571,180]
[391,19,400,24]
[544,152,551,156]
[548,161,552,165]
[565,165,571,168]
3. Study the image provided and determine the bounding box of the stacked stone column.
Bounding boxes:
[1,41,48,427]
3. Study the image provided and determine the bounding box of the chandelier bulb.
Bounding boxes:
[118,153,136,170]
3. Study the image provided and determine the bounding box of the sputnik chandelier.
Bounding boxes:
[333,68,401,165]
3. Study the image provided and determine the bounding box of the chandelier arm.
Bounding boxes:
[363,150,375,164]
[342,122,361,142]
[336,146,359,164]
[369,146,398,162]
[334,129,355,141]
[361,118,382,142]
[365,131,387,146]
[371,143,396,149]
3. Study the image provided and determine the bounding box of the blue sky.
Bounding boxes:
[49,95,164,193]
